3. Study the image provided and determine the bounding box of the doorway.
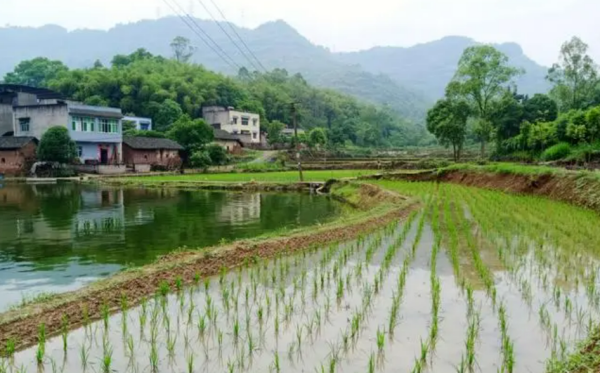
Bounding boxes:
[100,148,108,165]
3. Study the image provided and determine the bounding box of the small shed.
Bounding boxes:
[122,136,184,172]
[213,129,245,155]
[0,136,38,176]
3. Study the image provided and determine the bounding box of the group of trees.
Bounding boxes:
[427,37,600,162]
[3,36,425,152]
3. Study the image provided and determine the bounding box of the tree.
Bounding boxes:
[523,94,558,123]
[266,120,286,145]
[426,98,471,161]
[166,115,214,152]
[308,127,327,149]
[37,126,77,163]
[586,106,600,143]
[206,144,229,165]
[189,150,212,169]
[547,37,599,111]
[170,36,195,63]
[154,99,183,132]
[447,45,521,156]
[3,57,68,87]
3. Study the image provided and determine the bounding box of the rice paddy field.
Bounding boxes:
[4,180,600,373]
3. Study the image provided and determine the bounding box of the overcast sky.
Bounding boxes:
[2,0,599,66]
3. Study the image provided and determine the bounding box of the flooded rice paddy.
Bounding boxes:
[0,183,341,311]
[4,181,600,373]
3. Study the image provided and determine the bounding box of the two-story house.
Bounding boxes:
[0,84,123,165]
[202,106,261,144]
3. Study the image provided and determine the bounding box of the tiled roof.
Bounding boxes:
[0,136,37,150]
[123,136,184,150]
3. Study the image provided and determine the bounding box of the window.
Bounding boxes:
[19,118,30,132]
[99,119,119,133]
[252,118,258,126]
[252,132,257,139]
[83,117,94,132]
[140,122,150,131]
[232,116,238,124]
[71,116,81,131]
[77,146,83,158]
[241,117,249,126]
[1,158,5,164]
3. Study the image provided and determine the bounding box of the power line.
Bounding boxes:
[206,0,269,73]
[162,0,241,71]
[193,0,263,73]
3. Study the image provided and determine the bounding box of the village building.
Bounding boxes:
[122,136,183,172]
[213,129,245,154]
[123,116,153,131]
[0,136,37,175]
[202,106,261,144]
[0,84,124,166]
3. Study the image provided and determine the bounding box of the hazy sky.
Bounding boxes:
[2,0,599,66]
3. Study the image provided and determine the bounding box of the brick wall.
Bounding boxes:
[0,142,37,176]
[123,145,181,170]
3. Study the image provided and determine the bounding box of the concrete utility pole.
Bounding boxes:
[291,102,304,182]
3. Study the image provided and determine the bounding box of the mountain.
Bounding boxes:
[335,36,551,99]
[0,19,550,122]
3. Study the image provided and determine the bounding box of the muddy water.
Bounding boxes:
[8,182,600,373]
[0,183,341,311]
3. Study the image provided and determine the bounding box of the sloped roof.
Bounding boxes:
[123,136,184,150]
[0,136,37,150]
[213,129,242,142]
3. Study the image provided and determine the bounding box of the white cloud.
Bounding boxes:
[1,0,599,66]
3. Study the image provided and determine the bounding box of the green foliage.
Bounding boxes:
[541,142,572,161]
[307,127,327,149]
[166,115,213,152]
[123,129,165,138]
[189,151,212,169]
[155,99,183,132]
[426,98,470,161]
[170,36,195,63]
[206,144,229,165]
[37,126,77,164]
[523,93,558,123]
[3,57,68,87]
[266,120,286,145]
[547,37,599,111]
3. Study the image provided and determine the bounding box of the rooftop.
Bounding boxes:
[0,136,38,150]
[69,103,123,119]
[123,136,184,150]
[0,84,64,100]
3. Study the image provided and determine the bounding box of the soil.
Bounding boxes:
[0,183,417,353]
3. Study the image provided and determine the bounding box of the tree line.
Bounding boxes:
[426,36,600,162]
[2,39,428,151]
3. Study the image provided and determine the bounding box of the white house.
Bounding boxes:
[202,106,260,144]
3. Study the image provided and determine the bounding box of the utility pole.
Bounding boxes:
[291,102,304,182]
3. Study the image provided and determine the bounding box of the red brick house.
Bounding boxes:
[0,136,37,176]
[122,136,184,172]
[213,129,245,155]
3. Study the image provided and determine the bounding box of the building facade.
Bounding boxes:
[122,136,183,172]
[0,137,37,175]
[0,85,124,165]
[123,116,152,131]
[202,106,261,144]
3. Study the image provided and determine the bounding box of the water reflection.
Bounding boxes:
[0,183,340,311]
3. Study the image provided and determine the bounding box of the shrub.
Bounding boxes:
[37,126,78,164]
[190,151,211,169]
[541,142,572,161]
[206,144,229,165]
[565,142,600,163]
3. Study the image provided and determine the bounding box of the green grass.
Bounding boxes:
[117,170,378,183]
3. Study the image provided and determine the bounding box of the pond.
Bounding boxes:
[0,183,342,311]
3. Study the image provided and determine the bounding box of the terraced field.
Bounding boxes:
[4,181,600,373]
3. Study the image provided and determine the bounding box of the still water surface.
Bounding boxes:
[0,183,341,311]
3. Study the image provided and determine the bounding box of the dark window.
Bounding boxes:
[252,133,257,139]
[77,146,83,157]
[232,116,238,124]
[19,118,30,132]
[242,117,249,126]
[1,158,5,164]
[252,118,258,126]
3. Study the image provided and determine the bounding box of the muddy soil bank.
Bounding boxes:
[372,169,600,212]
[0,182,416,352]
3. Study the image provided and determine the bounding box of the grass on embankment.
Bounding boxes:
[113,170,379,183]
[443,162,600,178]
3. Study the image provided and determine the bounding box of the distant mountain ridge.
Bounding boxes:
[0,19,551,122]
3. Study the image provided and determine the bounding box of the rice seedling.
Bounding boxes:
[80,344,90,371]
[61,313,69,353]
[187,354,194,373]
[376,328,385,352]
[4,338,16,359]
[35,342,45,365]
[149,343,159,372]
[273,351,281,373]
[368,352,375,373]
[101,345,113,373]
[159,280,170,297]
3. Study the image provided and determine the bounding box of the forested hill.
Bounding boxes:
[0,18,430,122]
[0,18,550,122]
[336,36,551,99]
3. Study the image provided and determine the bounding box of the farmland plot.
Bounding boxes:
[4,182,600,373]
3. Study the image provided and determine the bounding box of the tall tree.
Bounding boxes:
[170,36,195,63]
[426,98,471,161]
[446,45,521,156]
[166,115,214,152]
[547,37,599,111]
[523,93,558,123]
[37,126,77,164]
[3,57,68,87]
